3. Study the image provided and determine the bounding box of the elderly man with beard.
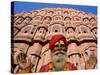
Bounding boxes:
[39,34,77,72]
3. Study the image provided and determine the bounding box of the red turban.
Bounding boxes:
[49,34,67,51]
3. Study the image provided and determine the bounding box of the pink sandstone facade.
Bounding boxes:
[11,8,97,72]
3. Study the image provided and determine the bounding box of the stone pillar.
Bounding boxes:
[67,43,81,69]
[27,43,42,72]
[27,27,47,72]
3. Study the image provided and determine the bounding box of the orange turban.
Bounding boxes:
[49,34,67,51]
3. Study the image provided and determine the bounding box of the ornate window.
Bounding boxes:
[80,25,90,33]
[15,16,24,25]
[22,16,32,25]
[90,18,96,22]
[52,25,61,33]
[66,27,74,34]
[64,16,71,21]
[33,15,43,21]
[47,11,54,14]
[75,26,81,34]
[83,17,90,23]
[53,16,63,21]
[75,25,90,34]
[44,16,52,21]
[21,25,33,33]
[72,16,81,21]
[91,28,97,35]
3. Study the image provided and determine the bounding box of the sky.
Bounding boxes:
[11,1,97,15]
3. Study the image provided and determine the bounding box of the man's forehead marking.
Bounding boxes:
[55,40,64,45]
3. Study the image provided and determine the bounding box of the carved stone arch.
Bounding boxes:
[90,17,96,23]
[47,10,54,15]
[91,27,97,33]
[90,17,97,27]
[63,16,72,26]
[50,23,64,33]
[66,26,75,34]
[75,24,90,34]
[83,17,90,24]
[12,27,20,36]
[52,25,60,33]
[64,16,71,21]
[21,25,34,34]
[33,15,43,22]
[14,16,24,25]
[34,26,47,41]
[30,10,38,17]
[63,10,69,14]
[25,16,32,21]
[43,16,52,22]
[52,15,63,21]
[37,27,47,34]
[80,24,90,33]
[54,9,62,15]
[72,16,81,21]
[37,10,47,16]
[75,25,82,34]
[22,16,32,25]
[91,27,97,38]
[69,10,78,16]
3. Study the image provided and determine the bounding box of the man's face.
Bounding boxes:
[51,40,67,71]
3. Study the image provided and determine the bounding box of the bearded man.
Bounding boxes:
[39,34,77,72]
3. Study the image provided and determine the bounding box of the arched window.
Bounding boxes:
[91,28,97,35]
[33,15,42,21]
[75,25,90,34]
[39,28,44,33]
[22,16,32,25]
[64,16,71,21]
[15,16,24,25]
[53,16,63,21]
[80,25,90,33]
[47,11,54,15]
[43,16,52,21]
[66,27,74,34]
[63,11,69,14]
[90,17,96,23]
[83,17,90,23]
[52,25,61,33]
[21,25,33,33]
[75,26,81,34]
[72,16,81,21]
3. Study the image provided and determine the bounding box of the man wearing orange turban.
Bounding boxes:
[39,34,77,72]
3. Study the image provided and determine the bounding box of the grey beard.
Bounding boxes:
[53,62,65,71]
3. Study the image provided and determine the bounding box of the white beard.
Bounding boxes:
[53,60,65,71]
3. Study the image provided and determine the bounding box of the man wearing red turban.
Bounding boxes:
[39,34,77,72]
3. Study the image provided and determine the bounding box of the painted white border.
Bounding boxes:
[0,0,99,75]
